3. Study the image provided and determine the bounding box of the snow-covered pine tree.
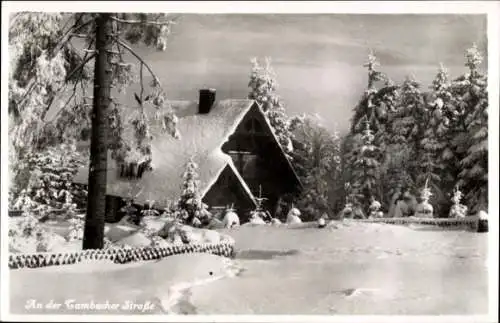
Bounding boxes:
[427,63,457,183]
[416,63,457,216]
[379,145,414,207]
[389,74,428,186]
[11,143,87,217]
[456,44,488,212]
[177,157,211,226]
[351,119,382,212]
[292,116,342,220]
[9,13,179,249]
[248,57,294,154]
[347,51,392,208]
[350,52,387,134]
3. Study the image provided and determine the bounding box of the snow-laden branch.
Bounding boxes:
[14,15,85,111]
[116,38,161,86]
[44,38,95,120]
[110,15,176,26]
[70,33,90,39]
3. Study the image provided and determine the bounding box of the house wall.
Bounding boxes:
[221,104,301,220]
[203,165,256,223]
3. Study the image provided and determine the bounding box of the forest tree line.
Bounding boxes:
[267,46,488,220]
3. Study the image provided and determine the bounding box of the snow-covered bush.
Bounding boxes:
[449,186,468,218]
[286,207,302,224]
[66,216,84,241]
[415,180,434,218]
[141,200,160,217]
[368,198,384,218]
[222,207,240,229]
[317,217,326,228]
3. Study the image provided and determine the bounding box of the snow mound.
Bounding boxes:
[116,231,152,248]
[105,223,140,242]
[10,232,67,254]
[142,216,171,232]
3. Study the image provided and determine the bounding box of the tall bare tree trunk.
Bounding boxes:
[83,13,112,250]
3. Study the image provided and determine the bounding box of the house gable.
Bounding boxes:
[221,103,303,216]
[222,103,302,192]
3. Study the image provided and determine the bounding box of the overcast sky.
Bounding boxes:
[118,14,488,133]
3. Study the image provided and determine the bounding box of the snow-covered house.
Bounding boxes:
[73,89,302,223]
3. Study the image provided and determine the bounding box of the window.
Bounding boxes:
[119,160,152,179]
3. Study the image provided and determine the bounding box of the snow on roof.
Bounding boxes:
[73,99,258,208]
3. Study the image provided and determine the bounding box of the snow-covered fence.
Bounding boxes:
[355,216,482,230]
[9,239,235,270]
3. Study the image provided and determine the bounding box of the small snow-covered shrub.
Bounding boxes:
[368,199,384,218]
[286,207,302,224]
[66,217,84,241]
[222,208,240,229]
[415,180,434,218]
[449,186,468,218]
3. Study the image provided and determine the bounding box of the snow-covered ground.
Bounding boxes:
[193,221,488,315]
[9,220,488,315]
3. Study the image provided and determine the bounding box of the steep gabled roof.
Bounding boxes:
[73,99,259,208]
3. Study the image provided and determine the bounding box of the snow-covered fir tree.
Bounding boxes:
[456,44,488,212]
[351,120,382,212]
[293,116,342,220]
[379,145,414,206]
[346,52,397,201]
[424,64,457,184]
[177,157,211,225]
[248,57,294,154]
[389,74,428,186]
[11,143,87,216]
[350,51,388,134]
[414,64,457,215]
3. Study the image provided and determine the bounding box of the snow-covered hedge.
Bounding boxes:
[9,239,235,270]
[355,216,481,230]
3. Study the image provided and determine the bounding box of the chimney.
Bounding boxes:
[198,88,216,114]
